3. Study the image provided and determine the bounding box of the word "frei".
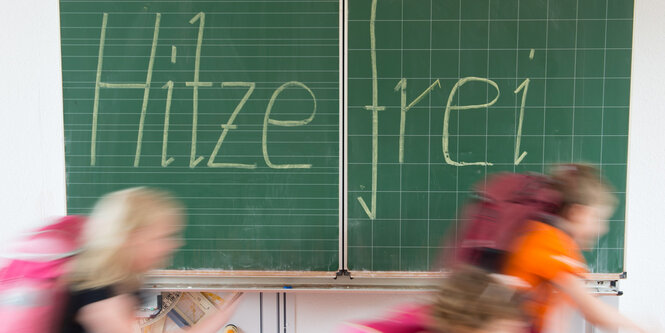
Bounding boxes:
[357,0,532,219]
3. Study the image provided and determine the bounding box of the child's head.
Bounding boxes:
[429,266,527,333]
[550,164,617,248]
[68,187,183,290]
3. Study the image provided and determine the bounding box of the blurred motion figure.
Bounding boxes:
[59,187,241,333]
[339,266,528,333]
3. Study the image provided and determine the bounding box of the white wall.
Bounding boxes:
[1,0,663,332]
[620,0,665,330]
[293,293,426,333]
[0,0,67,248]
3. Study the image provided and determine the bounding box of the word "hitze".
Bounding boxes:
[90,12,317,169]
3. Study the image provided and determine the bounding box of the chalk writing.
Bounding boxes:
[263,81,317,169]
[208,82,257,169]
[443,77,500,166]
[186,12,211,168]
[357,0,384,220]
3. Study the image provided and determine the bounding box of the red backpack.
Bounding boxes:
[0,216,85,333]
[444,172,562,272]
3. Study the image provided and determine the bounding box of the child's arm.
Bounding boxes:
[553,273,647,333]
[78,292,243,333]
[77,294,142,333]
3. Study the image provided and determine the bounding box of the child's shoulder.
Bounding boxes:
[522,221,577,249]
[507,221,587,279]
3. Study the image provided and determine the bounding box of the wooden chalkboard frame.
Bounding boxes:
[144,270,623,293]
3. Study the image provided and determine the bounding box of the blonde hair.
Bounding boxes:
[549,164,617,212]
[68,187,182,291]
[430,266,524,332]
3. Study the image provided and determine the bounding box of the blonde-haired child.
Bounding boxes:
[61,187,240,333]
[429,266,527,333]
[340,266,527,333]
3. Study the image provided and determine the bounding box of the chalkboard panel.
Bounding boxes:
[60,0,340,271]
[60,0,632,274]
[347,0,632,273]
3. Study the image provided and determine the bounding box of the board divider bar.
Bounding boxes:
[337,0,346,273]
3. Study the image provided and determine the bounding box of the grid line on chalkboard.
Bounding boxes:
[542,0,550,174]
[571,0,579,162]
[485,0,491,196]
[513,0,520,175]
[399,0,404,271]
[62,12,338,15]
[598,0,610,271]
[348,18,632,22]
[61,0,338,2]
[455,0,462,269]
[427,0,433,267]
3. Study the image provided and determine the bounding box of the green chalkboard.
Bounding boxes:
[61,0,633,275]
[347,0,632,273]
[60,0,340,271]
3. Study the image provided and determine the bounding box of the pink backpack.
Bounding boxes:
[338,305,434,333]
[0,216,85,333]
[444,172,562,272]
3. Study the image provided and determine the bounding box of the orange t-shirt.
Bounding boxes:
[503,221,588,331]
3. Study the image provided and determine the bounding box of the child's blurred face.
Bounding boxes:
[567,204,613,249]
[128,212,183,272]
